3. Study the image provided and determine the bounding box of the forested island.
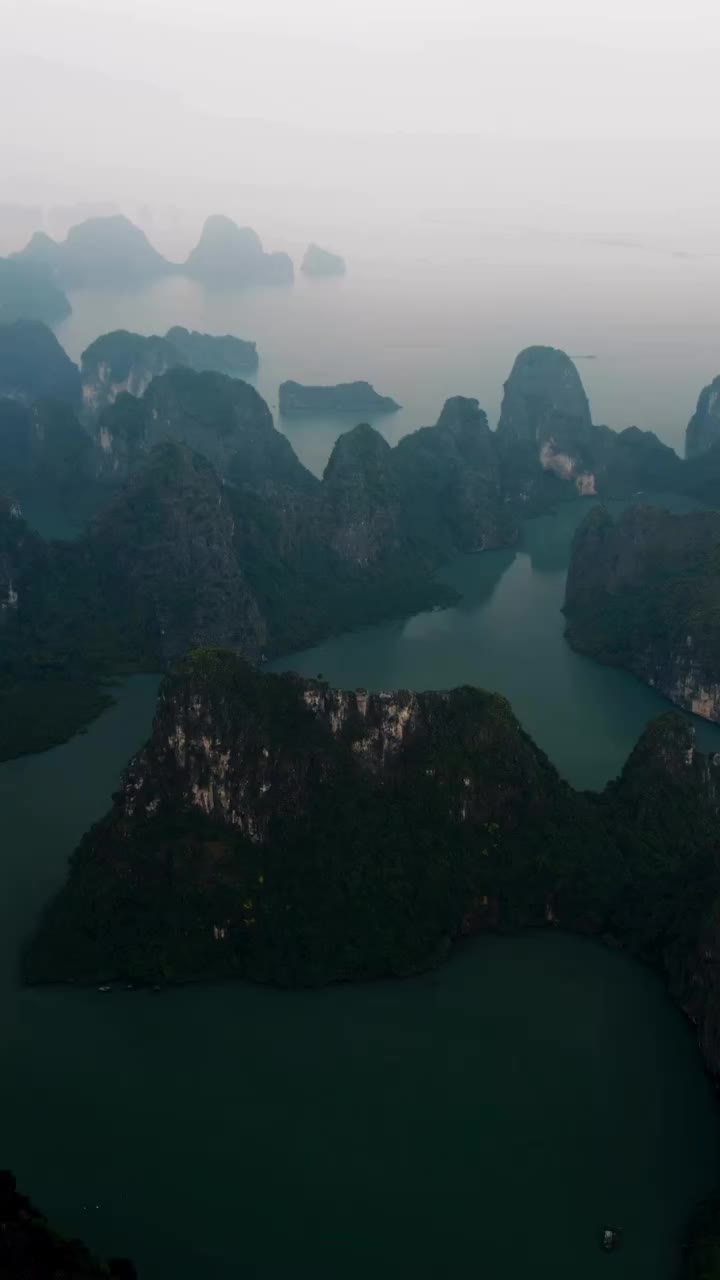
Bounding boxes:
[565,506,720,722]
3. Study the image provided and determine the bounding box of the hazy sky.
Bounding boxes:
[3,0,720,247]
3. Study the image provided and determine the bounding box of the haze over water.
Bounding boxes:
[55,224,720,475]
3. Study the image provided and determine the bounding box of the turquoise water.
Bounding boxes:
[1,680,717,1278]
[272,499,720,790]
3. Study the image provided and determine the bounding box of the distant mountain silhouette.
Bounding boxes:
[184,214,293,286]
[13,214,292,291]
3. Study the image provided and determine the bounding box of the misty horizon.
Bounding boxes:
[2,0,720,258]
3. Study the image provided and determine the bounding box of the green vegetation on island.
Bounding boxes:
[564,505,720,721]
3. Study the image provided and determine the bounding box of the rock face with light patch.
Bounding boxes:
[24,648,567,986]
[494,346,683,504]
[80,330,186,418]
[0,396,97,528]
[564,504,720,721]
[110,655,551,840]
[93,366,316,506]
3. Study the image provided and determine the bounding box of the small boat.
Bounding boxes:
[97,985,112,993]
[600,1227,622,1251]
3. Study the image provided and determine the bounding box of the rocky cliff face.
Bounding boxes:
[590,423,683,496]
[91,444,267,662]
[395,396,517,554]
[279,380,400,414]
[498,346,592,443]
[0,396,97,530]
[607,713,720,1078]
[321,423,409,567]
[25,650,567,986]
[96,367,315,499]
[496,346,595,494]
[0,497,25,613]
[565,505,720,720]
[81,330,185,417]
[493,347,685,506]
[0,320,80,407]
[686,374,720,459]
[185,215,293,286]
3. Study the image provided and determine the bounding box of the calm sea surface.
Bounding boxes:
[2,679,718,1278]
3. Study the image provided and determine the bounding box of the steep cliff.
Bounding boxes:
[279,380,400,414]
[0,320,80,407]
[0,397,97,528]
[395,396,517,554]
[686,374,720,460]
[497,346,592,444]
[0,501,117,759]
[301,244,347,276]
[495,346,683,506]
[0,441,270,756]
[185,215,293,286]
[496,346,594,498]
[564,505,720,720]
[320,423,409,567]
[165,326,258,375]
[96,367,314,498]
[605,714,720,1074]
[81,330,186,417]
[90,443,267,662]
[0,1170,136,1279]
[24,650,573,986]
[0,256,70,325]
